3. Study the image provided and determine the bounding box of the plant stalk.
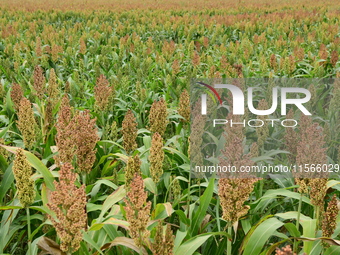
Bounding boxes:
[186,172,191,218]
[293,192,303,254]
[27,207,32,255]
[227,225,232,255]
[82,173,87,186]
[154,186,158,210]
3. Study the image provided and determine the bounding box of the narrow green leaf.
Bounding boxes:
[175,232,230,255]
[174,230,187,253]
[242,217,284,255]
[98,185,126,222]
[0,163,14,204]
[191,178,214,236]
[103,236,147,254]
[82,231,104,255]
[144,178,157,194]
[284,223,300,237]
[0,206,22,210]
[324,246,340,255]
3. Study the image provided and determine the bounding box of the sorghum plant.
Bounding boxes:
[322,195,339,247]
[33,65,45,100]
[13,148,35,208]
[295,115,328,207]
[149,98,168,136]
[151,222,174,255]
[55,95,74,166]
[47,163,87,254]
[122,109,138,154]
[72,110,99,173]
[16,98,37,150]
[10,82,24,111]
[124,173,151,248]
[149,132,164,184]
[46,68,60,110]
[219,114,259,224]
[94,74,113,112]
[125,154,141,189]
[178,89,190,123]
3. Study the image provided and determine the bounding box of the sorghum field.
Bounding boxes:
[0,0,340,254]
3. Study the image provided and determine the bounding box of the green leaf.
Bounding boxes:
[175,232,230,255]
[163,146,189,164]
[301,219,317,254]
[283,223,301,237]
[89,179,118,198]
[98,185,126,222]
[190,178,214,236]
[101,236,147,254]
[174,230,187,253]
[253,189,311,213]
[175,210,190,226]
[0,206,22,210]
[275,211,312,222]
[327,180,340,189]
[153,202,173,220]
[82,231,104,255]
[324,246,340,255]
[89,218,129,231]
[0,163,14,204]
[242,217,284,255]
[144,178,157,194]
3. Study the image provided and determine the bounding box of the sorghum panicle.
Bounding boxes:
[94,74,113,112]
[124,173,151,247]
[35,37,42,57]
[47,68,60,109]
[149,132,164,184]
[13,148,35,208]
[10,83,24,111]
[169,176,181,202]
[16,98,37,150]
[44,100,53,131]
[275,245,294,255]
[33,65,45,100]
[330,50,339,67]
[250,142,259,158]
[218,114,259,224]
[218,177,258,224]
[322,194,339,244]
[0,82,5,99]
[47,163,87,253]
[79,37,86,54]
[295,115,328,208]
[122,109,138,154]
[125,154,141,189]
[0,138,9,162]
[178,89,190,122]
[72,110,99,173]
[55,95,74,166]
[149,98,168,136]
[152,222,174,255]
[108,120,118,142]
[190,101,206,177]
